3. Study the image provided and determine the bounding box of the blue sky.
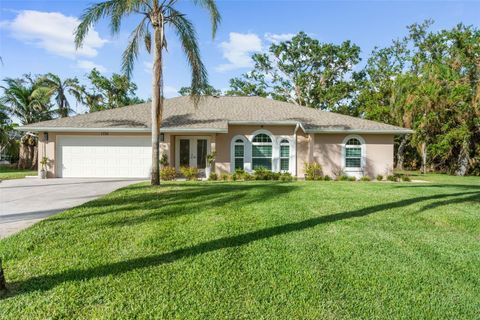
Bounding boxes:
[1,0,479,114]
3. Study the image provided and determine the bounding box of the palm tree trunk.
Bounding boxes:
[150,21,164,185]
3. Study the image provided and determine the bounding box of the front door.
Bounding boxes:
[175,137,210,175]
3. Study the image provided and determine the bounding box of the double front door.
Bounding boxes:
[175,137,210,172]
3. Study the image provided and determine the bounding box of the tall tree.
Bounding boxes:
[0,76,53,125]
[39,73,83,117]
[82,69,144,112]
[0,75,53,169]
[0,105,10,148]
[75,0,221,185]
[357,21,480,175]
[226,32,361,114]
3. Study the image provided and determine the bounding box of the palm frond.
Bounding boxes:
[192,0,221,38]
[75,0,137,48]
[144,28,152,53]
[121,16,149,78]
[167,7,208,103]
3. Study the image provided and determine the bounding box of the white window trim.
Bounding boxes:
[230,135,250,172]
[230,130,296,174]
[249,129,275,172]
[341,135,366,173]
[277,136,294,173]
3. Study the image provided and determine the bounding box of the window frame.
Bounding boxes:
[230,135,248,172]
[251,132,273,171]
[233,139,245,171]
[341,135,366,172]
[279,139,290,172]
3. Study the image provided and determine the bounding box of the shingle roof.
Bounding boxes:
[18,96,411,133]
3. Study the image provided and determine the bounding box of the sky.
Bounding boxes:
[1,0,479,114]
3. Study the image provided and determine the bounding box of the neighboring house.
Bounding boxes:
[17,96,411,179]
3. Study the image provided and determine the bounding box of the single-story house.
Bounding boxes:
[17,96,411,179]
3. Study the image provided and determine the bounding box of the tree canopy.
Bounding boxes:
[81,69,144,112]
[226,32,362,114]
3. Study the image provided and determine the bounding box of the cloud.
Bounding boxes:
[3,10,107,59]
[76,60,107,72]
[216,32,262,72]
[264,33,295,44]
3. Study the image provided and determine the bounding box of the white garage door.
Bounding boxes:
[57,136,152,178]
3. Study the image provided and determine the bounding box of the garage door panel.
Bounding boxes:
[57,136,151,178]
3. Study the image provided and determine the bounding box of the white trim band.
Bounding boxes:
[15,127,228,133]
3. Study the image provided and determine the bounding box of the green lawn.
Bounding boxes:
[0,166,36,180]
[0,174,479,319]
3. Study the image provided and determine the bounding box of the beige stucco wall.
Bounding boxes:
[313,133,394,178]
[37,129,394,179]
[214,125,300,174]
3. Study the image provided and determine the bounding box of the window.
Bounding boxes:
[252,133,272,170]
[280,139,290,171]
[234,139,244,170]
[345,138,362,169]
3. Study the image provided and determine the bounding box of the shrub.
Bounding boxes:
[160,166,177,181]
[304,162,323,180]
[337,175,349,181]
[376,174,383,181]
[206,151,216,166]
[254,167,273,180]
[348,176,357,181]
[387,175,398,182]
[272,172,281,181]
[243,172,254,181]
[208,172,218,181]
[401,175,411,182]
[180,166,198,180]
[360,176,371,181]
[234,169,245,180]
[279,172,293,182]
[160,153,169,167]
[220,173,230,181]
[323,175,332,181]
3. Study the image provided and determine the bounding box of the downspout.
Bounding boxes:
[293,123,300,177]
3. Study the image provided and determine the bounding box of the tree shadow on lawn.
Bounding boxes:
[393,184,480,190]
[47,182,298,226]
[4,189,479,298]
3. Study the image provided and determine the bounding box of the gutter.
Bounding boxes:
[304,128,414,134]
[228,120,300,126]
[15,127,228,133]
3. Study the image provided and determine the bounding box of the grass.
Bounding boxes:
[0,174,479,319]
[0,165,36,180]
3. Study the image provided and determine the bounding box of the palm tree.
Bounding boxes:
[40,73,83,118]
[0,76,53,169]
[0,105,10,147]
[74,0,221,185]
[0,77,53,125]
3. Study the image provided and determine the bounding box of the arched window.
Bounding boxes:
[345,138,362,169]
[279,139,290,171]
[252,133,273,170]
[233,139,245,170]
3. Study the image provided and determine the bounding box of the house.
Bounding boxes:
[17,96,411,179]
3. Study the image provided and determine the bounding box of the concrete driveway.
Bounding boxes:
[0,178,143,239]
